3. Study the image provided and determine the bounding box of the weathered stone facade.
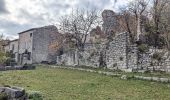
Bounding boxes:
[18,25,60,64]
[106,32,137,71]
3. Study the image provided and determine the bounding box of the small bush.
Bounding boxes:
[28,91,43,100]
[152,52,162,61]
[0,93,8,100]
[5,58,16,66]
[113,63,117,67]
[0,52,7,65]
[138,44,149,53]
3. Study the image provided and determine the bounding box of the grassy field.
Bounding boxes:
[0,66,170,100]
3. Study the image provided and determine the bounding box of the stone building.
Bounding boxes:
[4,39,19,62]
[4,39,18,62]
[18,25,60,64]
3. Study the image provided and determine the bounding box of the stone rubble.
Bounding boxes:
[51,65,170,83]
[0,86,27,100]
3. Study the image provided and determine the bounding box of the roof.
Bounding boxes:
[2,39,18,46]
[18,25,57,35]
[10,39,18,42]
[18,28,37,34]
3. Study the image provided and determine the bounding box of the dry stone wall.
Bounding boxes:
[56,32,138,71]
[137,48,170,72]
[106,32,128,69]
[56,32,170,72]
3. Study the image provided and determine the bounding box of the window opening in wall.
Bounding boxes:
[12,44,14,51]
[119,57,124,61]
[28,52,31,60]
[30,33,32,37]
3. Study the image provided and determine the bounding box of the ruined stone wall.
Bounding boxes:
[56,32,170,72]
[137,48,170,72]
[56,32,138,71]
[106,32,136,70]
[78,44,104,67]
[102,10,116,34]
[56,50,78,66]
[127,45,138,70]
[56,44,103,68]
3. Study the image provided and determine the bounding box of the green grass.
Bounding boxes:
[0,66,170,100]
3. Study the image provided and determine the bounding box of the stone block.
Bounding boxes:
[142,77,152,81]
[0,86,25,99]
[152,77,160,82]
[134,76,143,79]
[160,78,169,83]
[121,75,127,80]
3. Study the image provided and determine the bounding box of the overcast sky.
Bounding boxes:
[0,0,131,39]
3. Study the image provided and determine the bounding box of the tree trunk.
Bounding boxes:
[137,15,142,41]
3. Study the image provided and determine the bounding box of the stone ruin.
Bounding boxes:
[56,32,136,70]
[56,32,170,72]
[0,86,27,100]
[0,64,36,71]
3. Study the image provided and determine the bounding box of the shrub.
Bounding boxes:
[113,63,117,67]
[28,91,43,100]
[0,52,7,65]
[152,52,162,61]
[0,93,8,100]
[138,44,149,53]
[5,58,16,66]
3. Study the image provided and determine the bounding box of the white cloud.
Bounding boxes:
[0,0,130,39]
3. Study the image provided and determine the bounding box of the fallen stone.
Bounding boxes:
[98,71,103,74]
[134,76,143,79]
[142,77,152,81]
[160,78,169,83]
[0,86,26,99]
[121,75,127,80]
[152,77,160,82]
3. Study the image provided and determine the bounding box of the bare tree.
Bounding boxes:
[59,8,101,51]
[128,0,149,41]
[118,8,137,42]
[160,0,170,56]
[141,0,169,46]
